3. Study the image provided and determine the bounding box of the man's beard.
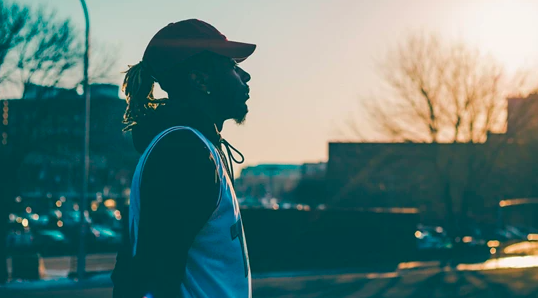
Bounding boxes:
[233,113,247,125]
[231,101,248,125]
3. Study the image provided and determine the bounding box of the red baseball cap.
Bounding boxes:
[143,19,256,77]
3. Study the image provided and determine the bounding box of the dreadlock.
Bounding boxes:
[121,61,167,131]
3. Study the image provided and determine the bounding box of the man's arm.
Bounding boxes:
[131,129,220,297]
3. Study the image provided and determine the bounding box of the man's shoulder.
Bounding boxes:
[146,127,215,167]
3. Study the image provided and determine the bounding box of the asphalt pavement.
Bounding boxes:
[5,253,538,297]
[3,265,538,297]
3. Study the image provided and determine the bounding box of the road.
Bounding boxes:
[4,266,538,298]
[254,267,538,297]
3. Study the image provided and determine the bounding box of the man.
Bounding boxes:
[111,19,256,298]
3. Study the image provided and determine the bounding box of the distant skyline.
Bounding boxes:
[9,0,538,171]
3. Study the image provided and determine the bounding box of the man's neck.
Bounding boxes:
[171,93,225,126]
[165,96,224,144]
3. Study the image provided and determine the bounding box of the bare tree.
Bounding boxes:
[0,2,117,283]
[348,32,526,143]
[337,32,537,235]
[0,2,27,86]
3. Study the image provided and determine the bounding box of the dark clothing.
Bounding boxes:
[112,102,230,298]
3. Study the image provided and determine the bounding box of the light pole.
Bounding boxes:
[78,0,90,280]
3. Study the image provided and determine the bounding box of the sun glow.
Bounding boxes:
[457,0,538,73]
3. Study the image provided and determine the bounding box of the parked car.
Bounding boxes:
[33,229,70,256]
[416,225,452,250]
[6,230,34,254]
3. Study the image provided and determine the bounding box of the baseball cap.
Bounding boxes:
[142,19,256,78]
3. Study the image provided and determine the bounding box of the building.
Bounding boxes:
[234,162,327,203]
[326,94,538,225]
[235,164,302,201]
[506,93,538,140]
[301,162,327,177]
[1,84,139,205]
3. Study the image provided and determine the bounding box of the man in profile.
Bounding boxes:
[112,19,256,298]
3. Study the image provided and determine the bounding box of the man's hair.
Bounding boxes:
[121,51,216,131]
[121,62,165,131]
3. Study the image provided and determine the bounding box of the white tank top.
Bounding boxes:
[129,126,252,298]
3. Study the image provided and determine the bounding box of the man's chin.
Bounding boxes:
[232,104,248,124]
[233,113,247,125]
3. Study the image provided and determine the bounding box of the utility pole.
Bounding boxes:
[77,0,91,280]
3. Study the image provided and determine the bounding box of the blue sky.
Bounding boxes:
[10,0,538,171]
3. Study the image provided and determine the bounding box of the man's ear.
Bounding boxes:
[188,70,210,94]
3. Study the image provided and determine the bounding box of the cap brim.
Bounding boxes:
[145,39,256,74]
[208,40,256,63]
[148,39,256,62]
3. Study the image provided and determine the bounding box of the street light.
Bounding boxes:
[78,0,90,280]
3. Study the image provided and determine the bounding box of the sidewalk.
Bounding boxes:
[1,272,112,292]
[0,260,441,293]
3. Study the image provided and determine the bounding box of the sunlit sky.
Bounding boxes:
[11,0,538,170]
